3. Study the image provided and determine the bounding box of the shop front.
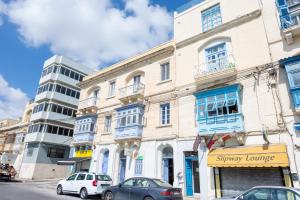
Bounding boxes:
[208,144,291,198]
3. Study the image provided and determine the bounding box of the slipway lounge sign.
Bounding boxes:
[208,144,289,167]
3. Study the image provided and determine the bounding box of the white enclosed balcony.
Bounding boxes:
[78,97,99,113]
[119,83,145,103]
[30,111,75,124]
[194,55,237,84]
[35,91,79,105]
[24,132,71,146]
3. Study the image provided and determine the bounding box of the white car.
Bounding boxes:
[57,172,113,199]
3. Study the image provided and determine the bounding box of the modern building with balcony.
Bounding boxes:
[19,55,95,180]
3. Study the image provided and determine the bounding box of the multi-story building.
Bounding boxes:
[75,0,300,199]
[0,119,19,156]
[19,55,94,180]
[0,101,34,174]
[174,0,300,199]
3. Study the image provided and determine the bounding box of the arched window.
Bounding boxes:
[101,151,109,175]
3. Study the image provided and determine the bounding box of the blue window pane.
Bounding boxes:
[205,43,227,73]
[201,4,222,32]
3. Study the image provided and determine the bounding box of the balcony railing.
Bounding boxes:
[78,97,99,110]
[194,55,236,79]
[119,83,145,100]
[287,0,300,7]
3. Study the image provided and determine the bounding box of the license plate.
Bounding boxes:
[101,184,110,187]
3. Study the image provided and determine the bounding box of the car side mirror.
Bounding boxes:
[118,183,122,187]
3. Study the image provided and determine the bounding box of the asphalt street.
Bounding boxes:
[0,180,99,200]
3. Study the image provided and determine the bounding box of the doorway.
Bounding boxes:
[185,151,200,196]
[162,147,174,185]
[119,150,126,183]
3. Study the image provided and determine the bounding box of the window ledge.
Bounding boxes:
[106,95,116,100]
[157,79,172,85]
[156,124,172,128]
[102,131,111,135]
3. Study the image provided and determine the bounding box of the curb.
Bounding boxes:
[16,178,62,183]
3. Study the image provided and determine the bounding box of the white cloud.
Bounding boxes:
[4,0,173,68]
[0,74,29,120]
[0,0,7,26]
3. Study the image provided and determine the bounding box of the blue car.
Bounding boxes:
[102,177,183,200]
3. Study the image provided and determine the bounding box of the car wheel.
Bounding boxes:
[57,185,63,195]
[144,197,154,200]
[80,188,88,199]
[104,191,114,200]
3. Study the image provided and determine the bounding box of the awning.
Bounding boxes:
[57,158,91,166]
[208,144,289,167]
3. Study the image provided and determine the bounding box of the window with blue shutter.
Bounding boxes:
[194,85,244,135]
[283,56,300,109]
[201,4,222,32]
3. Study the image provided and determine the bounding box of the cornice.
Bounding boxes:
[176,9,262,49]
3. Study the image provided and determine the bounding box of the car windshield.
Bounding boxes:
[153,179,172,187]
[96,175,112,181]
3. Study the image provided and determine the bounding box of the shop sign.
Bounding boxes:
[208,144,289,167]
[75,150,92,158]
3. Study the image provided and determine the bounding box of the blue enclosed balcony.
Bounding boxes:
[73,115,97,145]
[277,0,300,44]
[194,85,244,135]
[114,104,144,141]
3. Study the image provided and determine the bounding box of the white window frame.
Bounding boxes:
[108,80,116,97]
[160,103,170,125]
[160,62,170,81]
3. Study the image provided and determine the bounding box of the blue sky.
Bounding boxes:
[0,0,188,119]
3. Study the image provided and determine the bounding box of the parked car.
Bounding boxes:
[102,177,183,200]
[0,164,16,182]
[57,172,113,199]
[216,186,300,200]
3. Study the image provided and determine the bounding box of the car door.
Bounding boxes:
[74,173,86,193]
[239,188,272,200]
[64,174,78,192]
[115,178,135,200]
[130,178,151,200]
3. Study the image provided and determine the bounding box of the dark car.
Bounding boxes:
[102,177,183,200]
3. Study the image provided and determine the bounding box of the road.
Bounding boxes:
[0,180,99,200]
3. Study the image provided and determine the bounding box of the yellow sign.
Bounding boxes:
[75,150,92,158]
[208,144,289,167]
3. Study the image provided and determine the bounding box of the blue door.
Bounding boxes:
[119,158,126,183]
[185,159,193,196]
[163,159,169,183]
